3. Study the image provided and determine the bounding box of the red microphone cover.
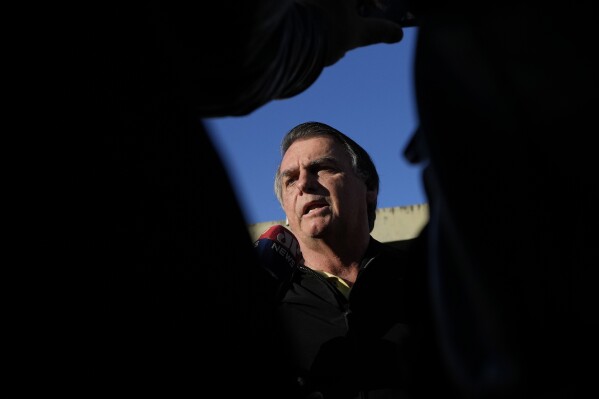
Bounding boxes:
[254,224,303,281]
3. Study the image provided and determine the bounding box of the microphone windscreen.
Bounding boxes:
[254,225,303,281]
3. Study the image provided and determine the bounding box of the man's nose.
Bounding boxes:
[296,172,317,194]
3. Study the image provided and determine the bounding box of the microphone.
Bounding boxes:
[254,224,303,281]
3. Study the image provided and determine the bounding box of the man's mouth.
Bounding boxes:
[303,201,328,215]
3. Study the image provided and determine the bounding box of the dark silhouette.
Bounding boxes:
[406,4,599,398]
[53,2,403,397]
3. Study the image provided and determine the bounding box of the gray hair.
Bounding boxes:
[274,121,379,232]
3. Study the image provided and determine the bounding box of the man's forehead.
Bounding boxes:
[281,153,345,175]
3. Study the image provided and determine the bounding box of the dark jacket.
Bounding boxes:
[52,3,333,397]
[271,237,439,399]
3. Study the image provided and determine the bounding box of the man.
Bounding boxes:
[268,121,452,399]
[405,5,599,398]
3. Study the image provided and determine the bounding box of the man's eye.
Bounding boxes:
[284,177,296,187]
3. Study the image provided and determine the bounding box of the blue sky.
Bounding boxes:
[205,27,425,225]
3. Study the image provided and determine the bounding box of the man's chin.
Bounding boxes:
[303,221,329,239]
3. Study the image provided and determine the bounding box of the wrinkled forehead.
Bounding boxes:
[280,136,348,170]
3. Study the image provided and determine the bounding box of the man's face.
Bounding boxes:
[278,136,373,240]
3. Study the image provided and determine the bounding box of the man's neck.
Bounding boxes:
[300,234,370,284]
